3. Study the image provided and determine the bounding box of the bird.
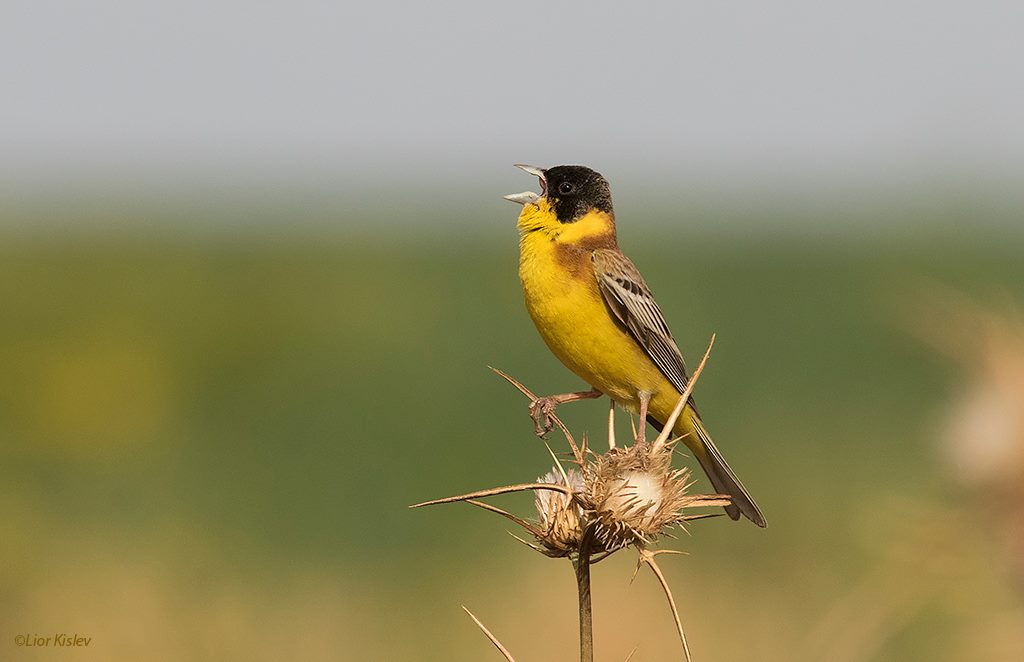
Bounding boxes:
[504,164,766,527]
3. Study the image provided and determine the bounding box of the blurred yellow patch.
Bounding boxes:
[5,325,176,458]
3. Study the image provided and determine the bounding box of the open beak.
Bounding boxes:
[503,164,546,205]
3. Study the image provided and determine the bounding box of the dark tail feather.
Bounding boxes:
[649,415,767,528]
[692,418,766,527]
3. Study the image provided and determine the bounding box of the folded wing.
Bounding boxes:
[591,248,696,412]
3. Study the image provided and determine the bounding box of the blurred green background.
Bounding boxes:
[5,1,1024,659]
[2,200,1023,660]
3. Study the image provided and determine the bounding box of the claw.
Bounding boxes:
[529,397,559,437]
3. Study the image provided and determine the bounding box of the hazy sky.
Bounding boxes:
[3,1,1023,199]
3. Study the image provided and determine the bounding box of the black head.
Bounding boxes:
[543,165,613,223]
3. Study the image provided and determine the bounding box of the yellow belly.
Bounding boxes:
[519,235,682,422]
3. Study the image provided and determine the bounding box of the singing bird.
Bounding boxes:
[505,164,766,527]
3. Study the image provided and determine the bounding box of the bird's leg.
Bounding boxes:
[530,388,602,437]
[636,392,650,446]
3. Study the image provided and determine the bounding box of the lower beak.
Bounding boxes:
[503,163,547,205]
[503,191,540,205]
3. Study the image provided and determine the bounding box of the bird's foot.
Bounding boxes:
[527,389,602,437]
[529,396,560,437]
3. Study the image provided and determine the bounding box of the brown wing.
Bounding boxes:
[592,249,697,409]
[594,251,766,526]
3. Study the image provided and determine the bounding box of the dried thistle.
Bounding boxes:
[583,443,730,554]
[534,468,585,555]
[412,337,730,661]
[908,293,1024,595]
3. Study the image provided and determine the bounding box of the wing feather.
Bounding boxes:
[592,249,696,407]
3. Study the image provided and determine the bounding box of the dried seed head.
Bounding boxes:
[604,470,665,529]
[584,443,731,552]
[533,468,586,556]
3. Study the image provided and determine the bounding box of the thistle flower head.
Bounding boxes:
[583,442,729,552]
[533,468,585,556]
[413,342,733,662]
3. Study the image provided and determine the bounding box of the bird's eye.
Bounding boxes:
[558,181,575,195]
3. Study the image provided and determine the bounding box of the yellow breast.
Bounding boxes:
[516,203,673,413]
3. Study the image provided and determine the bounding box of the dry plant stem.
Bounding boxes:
[462,606,517,662]
[573,526,598,662]
[608,400,616,449]
[652,334,715,454]
[464,499,538,534]
[639,549,692,662]
[574,558,593,662]
[490,366,583,462]
[409,482,571,509]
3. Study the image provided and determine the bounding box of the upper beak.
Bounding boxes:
[503,164,546,205]
[514,164,546,179]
